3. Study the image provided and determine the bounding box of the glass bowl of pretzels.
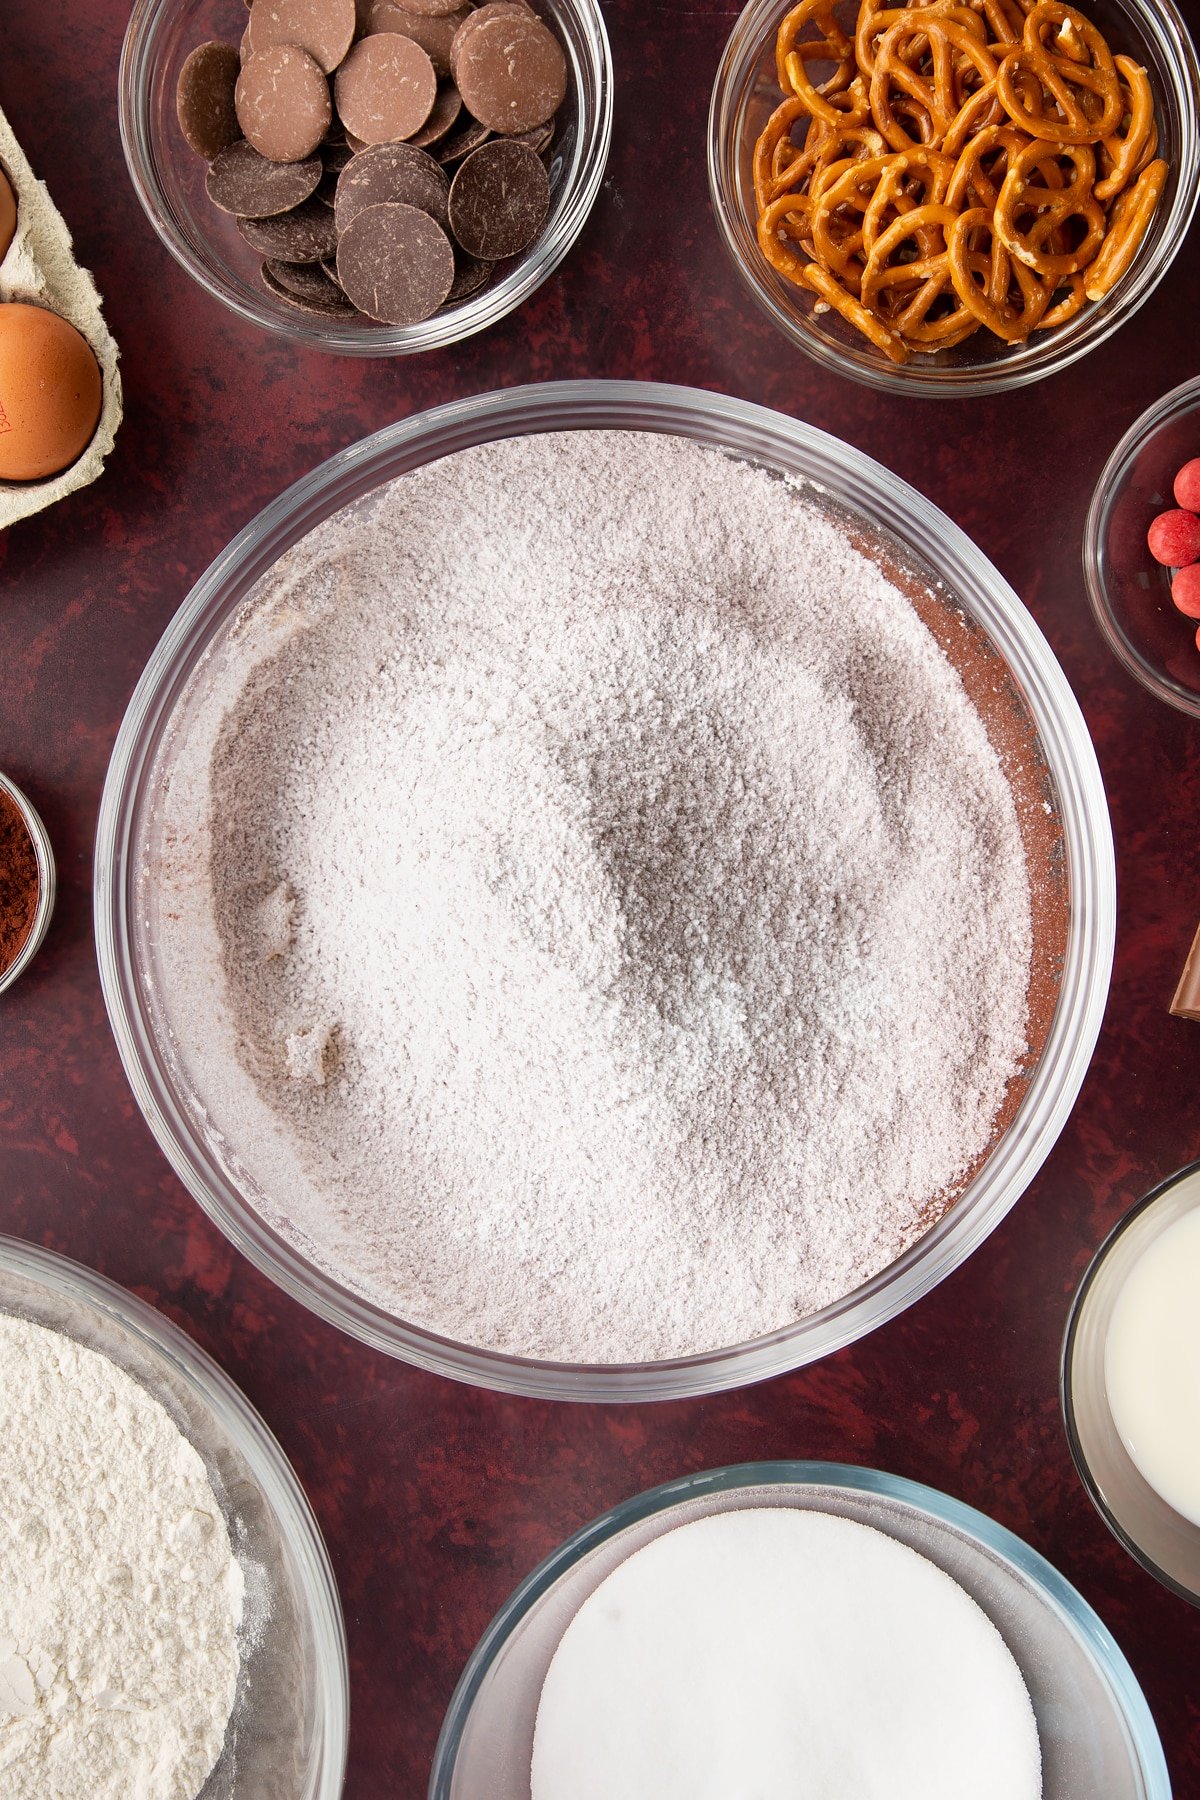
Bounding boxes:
[708,0,1199,393]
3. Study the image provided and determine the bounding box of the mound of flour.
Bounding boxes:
[0,1316,242,1798]
[161,430,1032,1362]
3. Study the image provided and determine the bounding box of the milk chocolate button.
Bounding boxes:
[177,43,242,159]
[454,14,565,132]
[334,35,437,144]
[448,3,533,86]
[264,257,357,310]
[336,201,455,321]
[245,0,356,73]
[236,45,332,162]
[448,137,548,257]
[334,141,451,232]
[207,140,324,215]
[367,2,473,79]
[238,195,340,260]
[409,83,463,147]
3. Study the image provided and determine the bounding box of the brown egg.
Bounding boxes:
[0,167,15,261]
[0,303,102,482]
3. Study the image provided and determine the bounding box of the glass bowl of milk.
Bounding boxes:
[1062,1160,1200,1606]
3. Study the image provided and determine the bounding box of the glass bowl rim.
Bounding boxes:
[705,0,1200,398]
[1060,1152,1200,1609]
[0,769,56,998]
[117,0,614,358]
[0,1231,350,1796]
[428,1458,1170,1800]
[94,377,1116,1402]
[1082,373,1200,718]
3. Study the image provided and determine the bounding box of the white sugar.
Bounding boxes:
[155,430,1032,1363]
[531,1509,1042,1799]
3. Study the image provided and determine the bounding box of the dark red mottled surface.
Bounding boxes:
[2,1,1200,1792]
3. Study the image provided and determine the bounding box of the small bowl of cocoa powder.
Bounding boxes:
[0,772,54,995]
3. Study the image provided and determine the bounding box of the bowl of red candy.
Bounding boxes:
[1085,375,1200,716]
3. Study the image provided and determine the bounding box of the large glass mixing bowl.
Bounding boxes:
[95,381,1115,1400]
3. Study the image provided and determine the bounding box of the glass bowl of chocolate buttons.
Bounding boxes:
[119,0,612,354]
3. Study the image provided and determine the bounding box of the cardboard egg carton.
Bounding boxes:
[0,103,122,529]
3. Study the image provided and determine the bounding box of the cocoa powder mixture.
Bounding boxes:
[152,432,1039,1364]
[0,787,39,974]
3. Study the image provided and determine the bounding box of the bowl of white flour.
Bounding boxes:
[429,1462,1169,1800]
[95,381,1115,1399]
[0,1236,348,1799]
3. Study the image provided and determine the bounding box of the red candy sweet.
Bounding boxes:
[1174,457,1200,513]
[1173,563,1200,619]
[1147,508,1200,568]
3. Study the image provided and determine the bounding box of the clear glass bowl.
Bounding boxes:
[1062,1158,1200,1607]
[118,0,611,356]
[0,1234,348,1798]
[94,380,1115,1401]
[0,771,55,997]
[1083,375,1200,717]
[430,1461,1169,1799]
[707,0,1200,396]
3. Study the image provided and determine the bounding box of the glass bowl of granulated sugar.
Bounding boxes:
[95,381,1116,1402]
[0,1235,348,1799]
[430,1462,1170,1800]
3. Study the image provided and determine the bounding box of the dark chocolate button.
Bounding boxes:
[454,14,565,133]
[433,115,490,164]
[177,42,242,159]
[447,137,549,258]
[236,45,332,162]
[262,261,360,313]
[206,141,324,215]
[238,195,340,260]
[323,135,355,172]
[508,119,553,154]
[442,251,494,304]
[334,34,437,144]
[367,2,473,79]
[265,257,355,304]
[408,83,464,147]
[334,141,451,232]
[385,0,466,15]
[245,0,357,74]
[335,201,455,322]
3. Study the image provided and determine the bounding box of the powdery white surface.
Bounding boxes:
[530,1508,1043,1800]
[0,1316,243,1799]
[153,430,1032,1363]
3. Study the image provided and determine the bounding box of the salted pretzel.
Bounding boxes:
[994,1,1124,142]
[1084,156,1168,298]
[1095,55,1156,201]
[752,0,1166,363]
[994,139,1106,275]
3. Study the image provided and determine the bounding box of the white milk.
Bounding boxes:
[1105,1201,1200,1528]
